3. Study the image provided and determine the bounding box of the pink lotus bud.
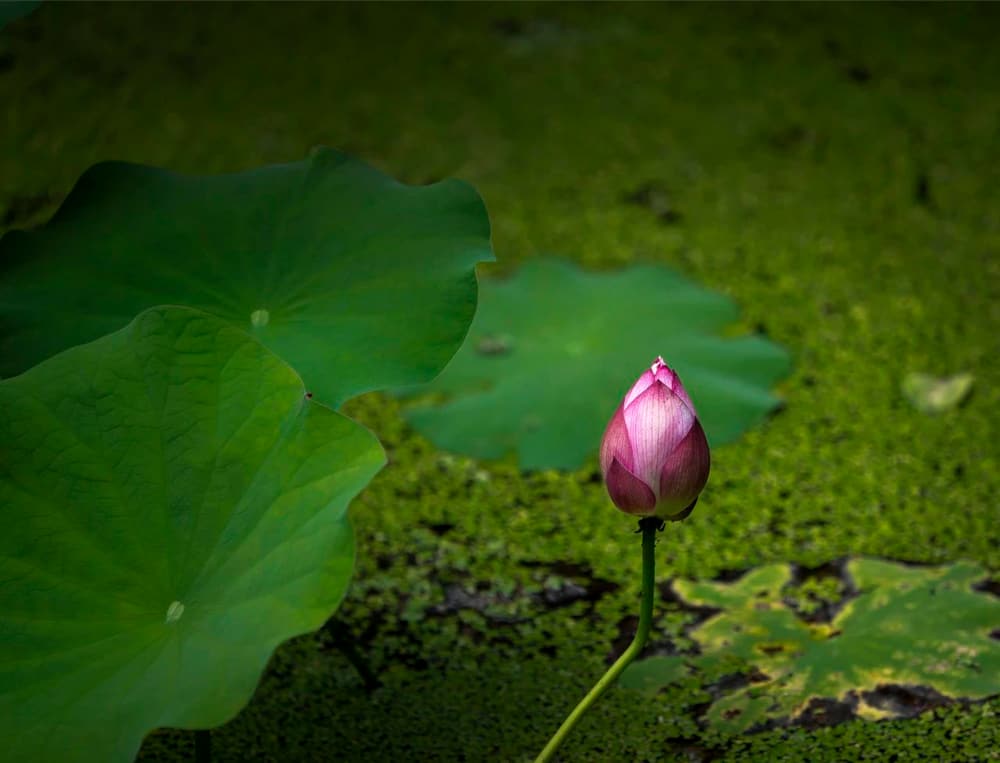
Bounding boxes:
[599,357,710,520]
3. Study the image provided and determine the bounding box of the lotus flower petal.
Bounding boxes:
[653,361,695,414]
[623,381,695,496]
[623,367,657,408]
[599,404,634,474]
[657,419,711,518]
[605,457,657,515]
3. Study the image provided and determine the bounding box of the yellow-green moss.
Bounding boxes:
[3,2,997,760]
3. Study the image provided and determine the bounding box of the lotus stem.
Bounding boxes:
[195,729,211,763]
[534,517,659,762]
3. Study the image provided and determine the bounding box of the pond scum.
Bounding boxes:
[2,3,998,761]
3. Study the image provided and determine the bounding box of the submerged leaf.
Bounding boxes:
[398,258,791,469]
[0,148,493,405]
[618,655,688,692]
[622,559,1000,732]
[0,306,385,763]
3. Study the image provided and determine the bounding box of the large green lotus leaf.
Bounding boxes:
[621,560,1000,733]
[399,258,791,469]
[0,306,385,763]
[0,148,493,405]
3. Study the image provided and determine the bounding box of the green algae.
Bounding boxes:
[2,2,998,760]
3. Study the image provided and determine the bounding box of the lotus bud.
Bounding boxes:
[599,356,710,520]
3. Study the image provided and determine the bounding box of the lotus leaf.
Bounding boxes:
[0,148,493,406]
[400,258,791,469]
[0,306,385,763]
[622,559,1000,732]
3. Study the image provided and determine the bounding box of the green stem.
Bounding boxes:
[326,619,380,692]
[194,729,211,763]
[534,517,659,763]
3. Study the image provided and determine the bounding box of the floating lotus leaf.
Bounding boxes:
[0,306,385,763]
[622,559,1000,733]
[399,258,791,469]
[0,148,493,405]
